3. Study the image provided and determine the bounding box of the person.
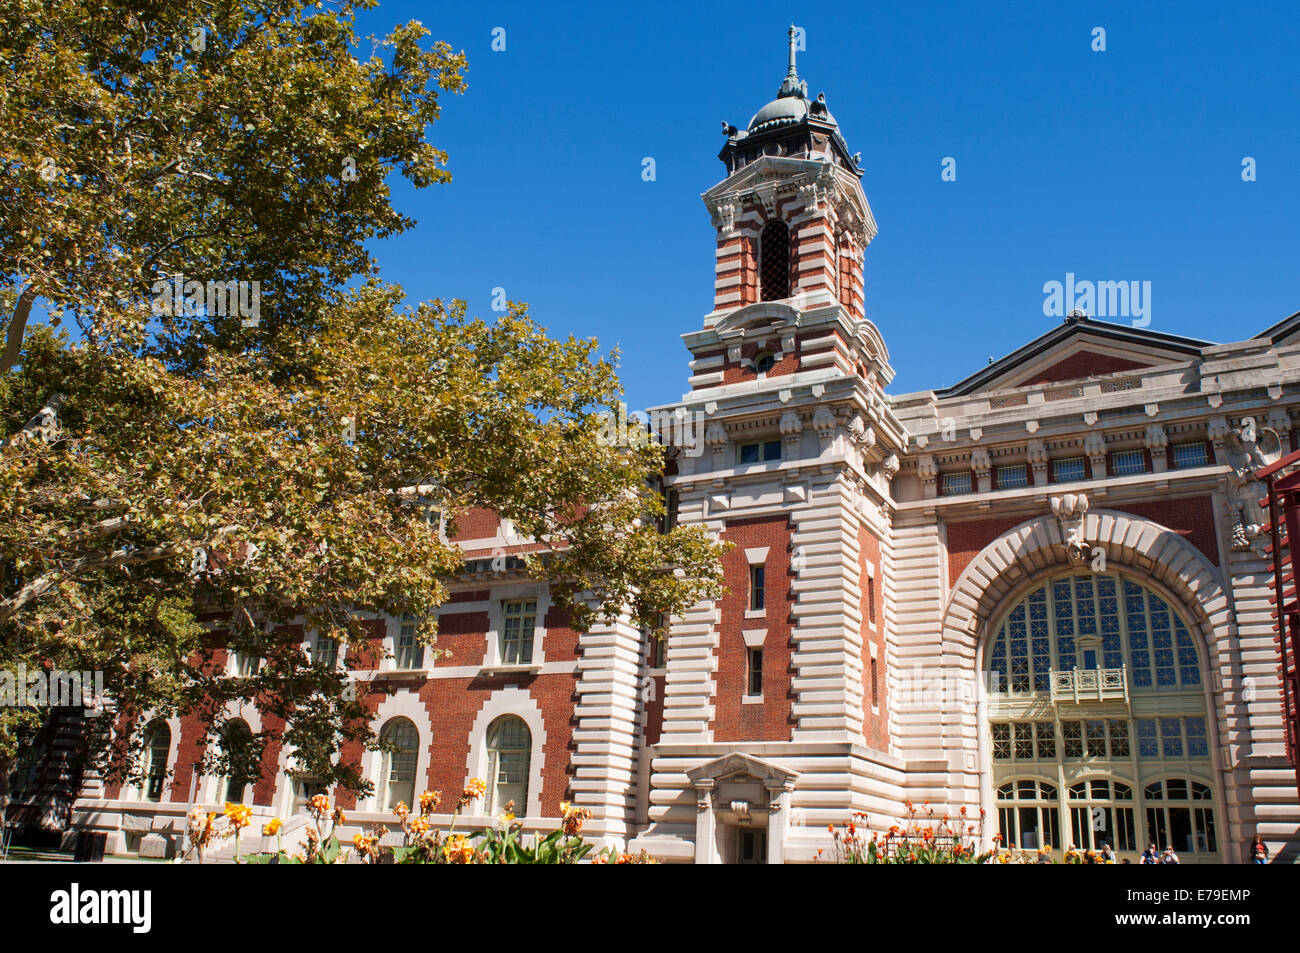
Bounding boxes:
[1100,843,1116,864]
[1121,858,1132,864]
[1161,846,1180,864]
[1249,834,1269,864]
[1141,842,1159,864]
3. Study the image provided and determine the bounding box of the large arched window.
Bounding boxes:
[985,571,1220,861]
[219,719,253,804]
[995,779,1060,851]
[759,220,790,301]
[486,716,531,815]
[986,573,1202,695]
[379,718,419,811]
[140,721,170,803]
[1068,778,1137,851]
[1144,778,1217,854]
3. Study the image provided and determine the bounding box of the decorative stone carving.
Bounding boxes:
[847,413,875,450]
[1027,439,1049,487]
[1141,424,1166,473]
[970,447,992,493]
[1050,493,1090,564]
[880,453,900,478]
[1084,432,1107,479]
[812,405,837,437]
[917,454,938,499]
[1224,416,1283,552]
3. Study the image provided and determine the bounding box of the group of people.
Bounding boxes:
[1138,843,1181,864]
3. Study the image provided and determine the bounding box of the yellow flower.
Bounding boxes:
[262,818,283,837]
[223,802,252,830]
[418,790,441,814]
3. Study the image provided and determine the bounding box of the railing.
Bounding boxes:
[1050,666,1129,705]
[1257,447,1300,800]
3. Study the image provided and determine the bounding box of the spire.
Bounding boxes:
[778,24,807,99]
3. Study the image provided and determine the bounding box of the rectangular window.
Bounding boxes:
[1035,721,1056,760]
[870,657,879,708]
[1171,441,1209,469]
[737,440,781,465]
[940,471,973,496]
[1109,449,1146,476]
[1062,720,1083,758]
[1160,717,1184,758]
[499,600,537,665]
[1185,716,1209,758]
[1109,719,1130,757]
[395,614,424,669]
[1137,718,1159,758]
[746,648,763,697]
[311,632,339,670]
[749,565,766,611]
[1085,719,1106,756]
[996,464,1028,490]
[992,723,1011,760]
[867,575,876,624]
[660,488,679,533]
[1014,722,1034,760]
[1052,456,1087,483]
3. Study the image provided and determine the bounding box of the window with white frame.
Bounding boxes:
[749,564,766,612]
[746,647,763,697]
[379,718,419,811]
[995,779,1061,852]
[310,631,340,670]
[1069,778,1138,851]
[1144,778,1217,853]
[219,718,254,804]
[500,600,537,665]
[395,614,424,670]
[230,638,262,677]
[140,720,170,802]
[486,715,531,815]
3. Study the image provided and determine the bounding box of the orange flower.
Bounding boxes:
[419,790,441,814]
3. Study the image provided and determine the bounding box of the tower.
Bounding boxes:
[632,29,911,863]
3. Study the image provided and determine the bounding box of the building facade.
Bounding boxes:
[61,33,1300,863]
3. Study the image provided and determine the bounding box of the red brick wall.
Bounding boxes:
[1019,351,1150,386]
[710,515,795,742]
[858,523,888,750]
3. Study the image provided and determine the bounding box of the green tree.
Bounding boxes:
[0,0,725,815]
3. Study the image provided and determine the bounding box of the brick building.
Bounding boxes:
[61,31,1300,863]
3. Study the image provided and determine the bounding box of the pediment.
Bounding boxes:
[685,751,798,786]
[940,317,1211,397]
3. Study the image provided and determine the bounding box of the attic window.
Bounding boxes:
[753,351,776,373]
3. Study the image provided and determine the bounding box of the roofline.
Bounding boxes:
[936,316,1216,398]
[1252,309,1300,343]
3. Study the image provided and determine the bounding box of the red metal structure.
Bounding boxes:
[1258,448,1300,798]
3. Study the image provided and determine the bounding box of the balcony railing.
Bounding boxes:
[1050,665,1128,705]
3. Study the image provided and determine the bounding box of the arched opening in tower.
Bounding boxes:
[760,220,790,301]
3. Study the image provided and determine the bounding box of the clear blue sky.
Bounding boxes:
[357,0,1300,410]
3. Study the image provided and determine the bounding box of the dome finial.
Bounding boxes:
[778,24,808,99]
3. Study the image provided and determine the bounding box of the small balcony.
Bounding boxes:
[1050,665,1129,705]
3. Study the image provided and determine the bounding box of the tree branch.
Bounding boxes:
[0,285,37,374]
